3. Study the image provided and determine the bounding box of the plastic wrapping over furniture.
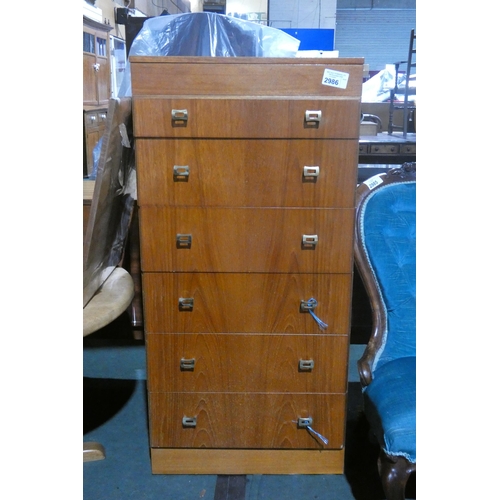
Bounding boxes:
[118,12,300,97]
[129,12,299,57]
[83,97,136,307]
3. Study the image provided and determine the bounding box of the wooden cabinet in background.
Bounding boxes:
[83,16,112,106]
[83,16,111,177]
[131,56,364,475]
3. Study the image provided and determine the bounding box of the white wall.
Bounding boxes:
[269,0,337,29]
[227,1,268,14]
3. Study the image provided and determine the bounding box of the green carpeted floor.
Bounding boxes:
[83,313,415,499]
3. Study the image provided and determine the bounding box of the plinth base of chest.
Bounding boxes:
[150,448,345,475]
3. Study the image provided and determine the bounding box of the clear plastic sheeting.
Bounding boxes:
[118,12,300,97]
[362,65,397,102]
[130,12,299,57]
[362,64,416,103]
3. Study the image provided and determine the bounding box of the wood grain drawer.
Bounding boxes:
[84,111,100,130]
[147,333,349,394]
[401,144,416,154]
[132,98,360,139]
[149,392,346,449]
[130,56,364,98]
[136,139,357,208]
[139,207,354,273]
[142,273,352,335]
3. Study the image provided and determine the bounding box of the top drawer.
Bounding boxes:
[133,98,360,139]
[130,56,364,98]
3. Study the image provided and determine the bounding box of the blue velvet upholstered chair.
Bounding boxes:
[353,163,416,500]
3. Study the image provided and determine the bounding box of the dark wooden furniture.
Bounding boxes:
[358,132,416,165]
[83,16,111,107]
[353,163,416,499]
[131,56,363,474]
[83,16,111,177]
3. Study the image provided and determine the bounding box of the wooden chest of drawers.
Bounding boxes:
[130,56,363,474]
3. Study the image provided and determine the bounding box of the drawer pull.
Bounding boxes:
[299,359,315,371]
[171,108,188,126]
[300,298,328,330]
[173,165,190,179]
[302,234,318,248]
[297,417,313,428]
[303,166,320,179]
[304,110,322,127]
[176,233,192,248]
[180,358,196,370]
[296,417,329,445]
[178,297,194,311]
[182,416,197,428]
[300,298,317,312]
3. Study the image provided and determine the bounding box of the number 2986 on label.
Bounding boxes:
[322,69,349,89]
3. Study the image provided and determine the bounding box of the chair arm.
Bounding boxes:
[357,347,375,387]
[357,325,384,387]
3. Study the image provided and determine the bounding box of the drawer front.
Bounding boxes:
[149,392,346,449]
[142,273,352,335]
[369,144,400,155]
[147,333,349,394]
[97,110,108,124]
[139,207,354,273]
[133,98,360,139]
[130,57,363,98]
[136,139,357,208]
[400,144,416,154]
[84,111,99,129]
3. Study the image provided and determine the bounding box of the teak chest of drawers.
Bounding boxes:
[130,56,363,474]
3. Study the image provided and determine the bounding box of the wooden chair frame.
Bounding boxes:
[353,162,416,500]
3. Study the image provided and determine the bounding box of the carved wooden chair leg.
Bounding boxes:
[377,451,415,500]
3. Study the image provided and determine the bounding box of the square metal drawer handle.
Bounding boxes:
[299,359,315,372]
[297,417,314,428]
[302,234,318,248]
[300,298,318,312]
[173,165,190,180]
[180,358,196,371]
[304,110,322,127]
[171,108,188,126]
[176,233,192,248]
[178,297,194,311]
[182,416,197,428]
[303,166,320,179]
